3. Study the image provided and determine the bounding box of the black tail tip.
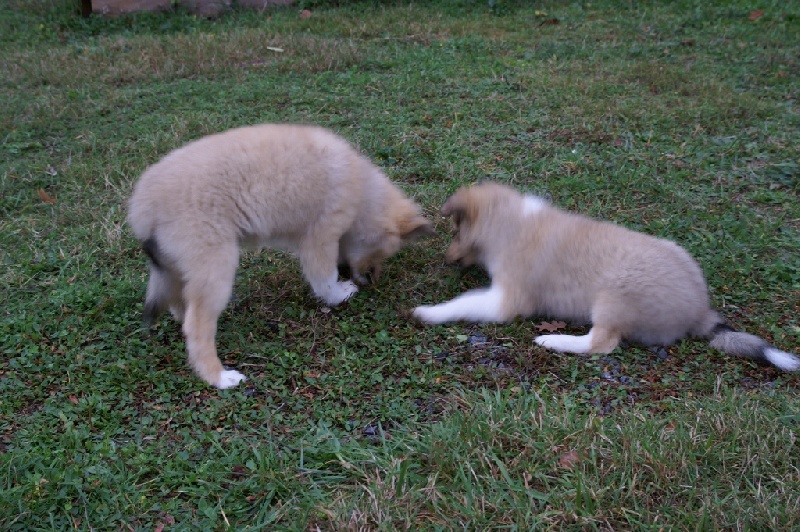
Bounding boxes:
[710,322,736,336]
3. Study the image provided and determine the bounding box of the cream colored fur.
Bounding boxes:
[413,182,799,372]
[128,124,432,389]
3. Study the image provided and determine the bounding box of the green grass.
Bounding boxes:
[1,0,799,528]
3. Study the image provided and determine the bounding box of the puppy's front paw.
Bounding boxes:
[216,369,247,389]
[413,305,447,324]
[326,280,359,306]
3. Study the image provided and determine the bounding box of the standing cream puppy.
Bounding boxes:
[129,124,432,389]
[414,182,799,372]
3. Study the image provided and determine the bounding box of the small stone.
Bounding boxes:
[600,356,620,368]
[468,334,488,346]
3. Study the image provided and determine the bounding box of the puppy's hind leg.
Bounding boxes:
[535,326,622,354]
[144,265,186,325]
[141,235,185,326]
[143,265,173,326]
[181,247,247,389]
[537,291,624,354]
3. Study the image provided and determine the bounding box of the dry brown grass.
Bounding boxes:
[3,29,363,89]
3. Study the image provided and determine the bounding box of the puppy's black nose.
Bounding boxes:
[337,263,352,279]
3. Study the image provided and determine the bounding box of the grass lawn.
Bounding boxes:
[1,0,799,528]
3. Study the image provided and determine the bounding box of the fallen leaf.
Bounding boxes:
[154,525,164,532]
[300,9,311,19]
[69,395,79,405]
[539,18,560,27]
[37,188,56,204]
[535,320,567,333]
[748,10,764,21]
[558,449,581,469]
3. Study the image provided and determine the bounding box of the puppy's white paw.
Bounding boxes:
[326,280,359,306]
[413,305,448,324]
[216,369,247,389]
[534,335,559,350]
[535,334,592,354]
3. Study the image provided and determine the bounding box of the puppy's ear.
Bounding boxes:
[440,189,476,225]
[399,214,435,240]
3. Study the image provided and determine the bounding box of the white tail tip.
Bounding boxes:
[764,348,800,372]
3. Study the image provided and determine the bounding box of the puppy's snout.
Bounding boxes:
[444,244,463,264]
[445,240,477,268]
[445,253,461,266]
[364,266,376,284]
[359,262,382,284]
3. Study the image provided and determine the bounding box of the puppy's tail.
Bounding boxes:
[142,236,163,269]
[707,321,800,371]
[141,236,167,327]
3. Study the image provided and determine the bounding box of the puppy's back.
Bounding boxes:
[571,214,712,343]
[128,124,364,244]
[519,205,711,342]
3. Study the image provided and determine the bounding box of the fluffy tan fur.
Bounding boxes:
[128,124,432,388]
[414,182,799,371]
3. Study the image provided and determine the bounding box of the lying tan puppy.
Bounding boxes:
[414,182,799,371]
